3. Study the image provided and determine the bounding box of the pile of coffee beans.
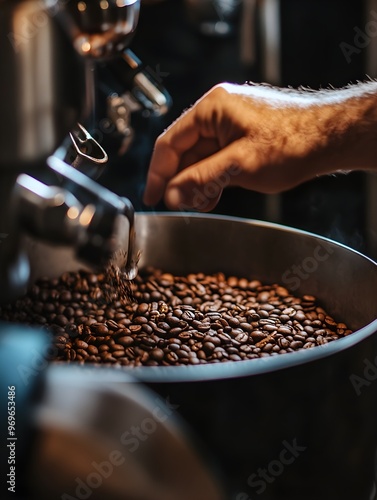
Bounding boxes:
[0,267,352,367]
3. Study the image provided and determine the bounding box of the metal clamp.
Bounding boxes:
[69,123,108,167]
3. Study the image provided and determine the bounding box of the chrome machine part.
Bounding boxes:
[68,122,108,167]
[54,122,110,179]
[0,0,85,301]
[0,324,224,500]
[100,48,172,154]
[0,158,137,302]
[0,156,138,300]
[120,49,171,117]
[46,156,138,278]
[0,0,87,299]
[62,0,140,60]
[0,0,87,171]
[23,213,377,499]
[28,365,224,500]
[0,0,144,300]
[14,174,87,245]
[184,0,241,37]
[0,324,51,500]
[107,94,135,155]
[0,173,30,303]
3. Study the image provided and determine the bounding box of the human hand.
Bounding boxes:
[143,82,377,211]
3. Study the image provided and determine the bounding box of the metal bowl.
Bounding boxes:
[26,213,377,499]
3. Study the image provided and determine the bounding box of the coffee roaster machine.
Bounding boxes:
[0,1,225,499]
[4,2,377,500]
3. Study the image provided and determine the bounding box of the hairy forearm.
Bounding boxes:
[236,81,377,176]
[317,82,377,173]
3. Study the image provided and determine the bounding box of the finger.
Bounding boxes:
[143,142,180,206]
[143,97,217,206]
[179,138,220,171]
[164,140,245,212]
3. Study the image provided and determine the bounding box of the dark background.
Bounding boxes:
[101,0,372,256]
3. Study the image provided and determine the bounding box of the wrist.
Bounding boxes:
[313,89,377,174]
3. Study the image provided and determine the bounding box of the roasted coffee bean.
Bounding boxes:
[304,325,314,334]
[117,336,134,347]
[250,331,266,341]
[229,354,242,361]
[290,340,303,349]
[192,330,205,340]
[293,334,307,342]
[167,342,180,352]
[258,309,269,319]
[55,314,68,327]
[75,340,88,349]
[136,303,149,315]
[140,336,156,348]
[87,345,99,355]
[235,332,248,343]
[91,323,109,335]
[76,348,89,358]
[141,324,154,335]
[165,351,179,364]
[278,326,292,335]
[262,343,274,353]
[150,348,164,361]
[202,342,215,354]
[178,331,192,340]
[218,331,232,343]
[98,345,110,353]
[112,350,125,358]
[134,316,148,325]
[228,317,240,327]
[197,323,211,333]
[66,349,76,361]
[110,344,125,352]
[278,338,290,349]
[240,344,254,353]
[0,267,352,367]
[166,316,180,327]
[295,311,306,322]
[129,324,142,333]
[264,324,277,333]
[204,334,221,346]
[181,310,195,322]
[59,291,72,302]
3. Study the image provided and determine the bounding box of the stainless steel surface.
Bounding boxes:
[184,0,241,36]
[5,208,377,500]
[120,49,172,116]
[0,0,86,170]
[69,122,108,166]
[0,0,170,300]
[26,212,377,381]
[64,0,140,59]
[29,365,224,500]
[104,49,172,154]
[0,173,30,302]
[14,174,86,244]
[46,156,138,278]
[107,94,134,154]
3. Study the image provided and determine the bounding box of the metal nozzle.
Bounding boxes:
[47,156,139,277]
[8,157,138,286]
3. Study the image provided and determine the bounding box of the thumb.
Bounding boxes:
[164,142,243,212]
